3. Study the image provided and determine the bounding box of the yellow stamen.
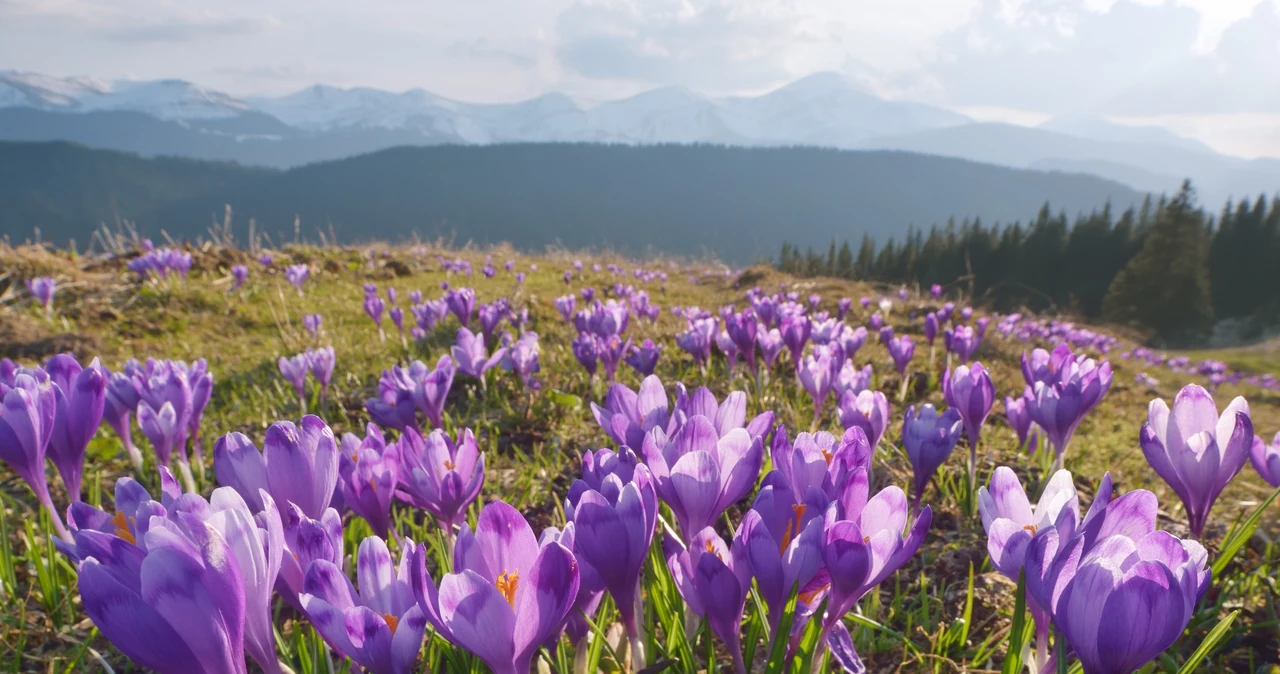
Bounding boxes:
[863,536,870,544]
[495,570,520,607]
[384,614,399,635]
[111,511,136,546]
[779,504,807,554]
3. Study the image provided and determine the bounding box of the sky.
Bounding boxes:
[1,0,1279,157]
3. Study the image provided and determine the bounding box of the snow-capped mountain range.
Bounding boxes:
[1,68,1277,207]
[0,69,968,145]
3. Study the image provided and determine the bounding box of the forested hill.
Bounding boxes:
[1,141,1145,261]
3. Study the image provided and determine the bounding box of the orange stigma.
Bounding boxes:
[444,459,456,471]
[111,511,136,545]
[1023,524,1038,535]
[384,614,399,635]
[779,504,808,553]
[820,449,833,466]
[496,570,520,607]
[798,583,829,605]
[369,478,377,491]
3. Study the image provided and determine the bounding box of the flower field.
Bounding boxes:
[0,240,1276,674]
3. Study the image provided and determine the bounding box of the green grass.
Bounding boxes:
[0,241,1276,673]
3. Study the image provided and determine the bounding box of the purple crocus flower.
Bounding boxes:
[898,287,909,301]
[757,328,784,369]
[726,310,759,373]
[819,468,931,666]
[641,415,763,543]
[1139,384,1252,537]
[411,355,454,429]
[835,325,867,360]
[624,338,661,376]
[572,333,600,378]
[445,287,476,326]
[451,327,507,381]
[395,427,484,535]
[882,330,915,375]
[258,253,274,267]
[1027,347,1113,471]
[664,527,751,673]
[780,314,811,370]
[672,383,774,441]
[338,424,400,538]
[409,290,423,305]
[979,467,1082,585]
[306,347,335,407]
[798,346,838,422]
[365,363,426,430]
[278,353,310,412]
[386,286,398,305]
[502,331,542,390]
[301,536,427,674]
[676,318,716,368]
[837,389,889,449]
[302,313,322,336]
[1004,395,1041,453]
[276,502,343,608]
[591,375,670,449]
[836,361,873,399]
[43,355,107,500]
[555,295,577,322]
[769,427,873,503]
[138,399,181,470]
[809,316,840,345]
[365,294,386,330]
[924,312,939,346]
[26,276,55,312]
[1024,487,1209,674]
[581,287,595,302]
[284,264,309,292]
[807,293,821,310]
[960,306,973,322]
[230,265,248,291]
[930,284,942,298]
[902,404,963,511]
[389,306,405,336]
[1252,433,1280,486]
[75,501,249,673]
[565,452,657,666]
[947,325,981,362]
[868,312,884,331]
[943,362,996,490]
[410,501,580,674]
[1021,343,1074,387]
[596,334,630,382]
[0,372,69,540]
[837,297,852,321]
[212,416,339,519]
[105,367,143,470]
[859,296,871,309]
[203,488,286,674]
[479,301,506,344]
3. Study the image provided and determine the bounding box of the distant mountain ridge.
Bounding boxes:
[2,69,1276,207]
[0,141,1146,264]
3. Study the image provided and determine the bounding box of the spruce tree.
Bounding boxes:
[1102,181,1215,345]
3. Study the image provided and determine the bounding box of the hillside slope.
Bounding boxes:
[1,141,1145,261]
